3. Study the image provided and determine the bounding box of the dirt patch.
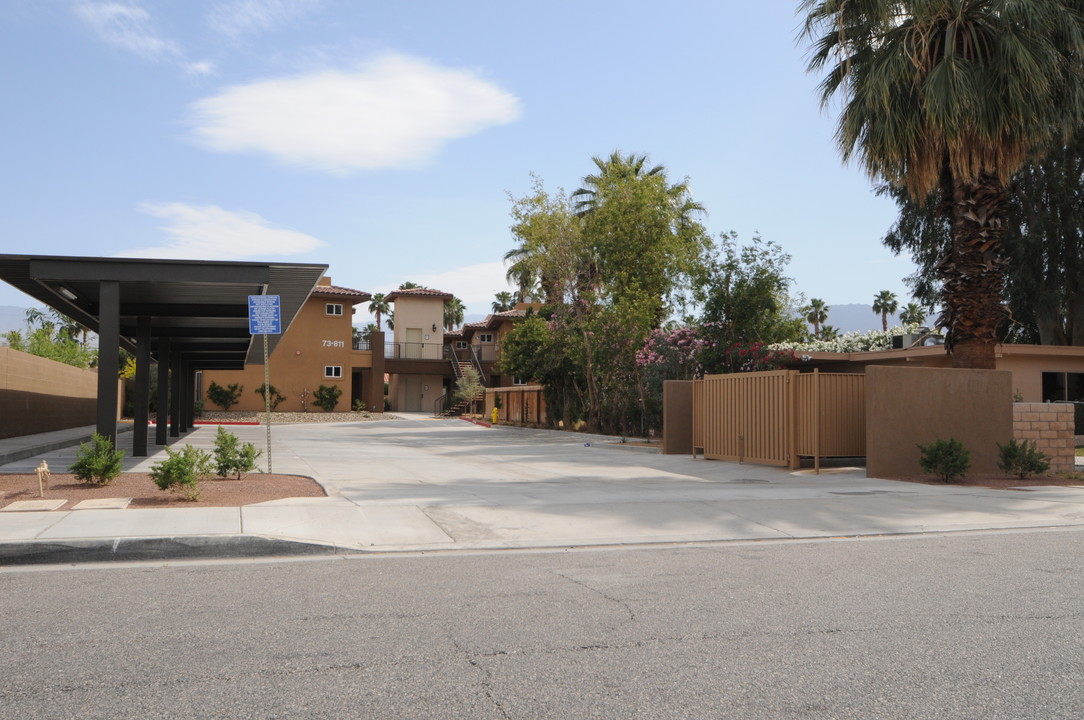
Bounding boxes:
[890,472,1084,491]
[0,472,325,510]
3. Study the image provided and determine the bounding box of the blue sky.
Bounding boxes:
[0,1,916,324]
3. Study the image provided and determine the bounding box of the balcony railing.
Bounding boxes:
[353,339,371,351]
[449,343,499,363]
[384,342,447,360]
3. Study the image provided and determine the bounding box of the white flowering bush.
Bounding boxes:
[771,325,925,353]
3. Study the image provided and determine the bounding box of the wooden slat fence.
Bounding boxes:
[485,385,547,426]
[693,369,865,470]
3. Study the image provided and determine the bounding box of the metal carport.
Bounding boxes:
[0,255,327,455]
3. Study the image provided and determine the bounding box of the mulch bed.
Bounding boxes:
[890,472,1084,491]
[0,472,325,511]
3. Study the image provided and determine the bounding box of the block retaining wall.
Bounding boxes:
[1013,402,1075,474]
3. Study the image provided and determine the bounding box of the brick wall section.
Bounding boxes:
[0,346,99,439]
[1013,402,1075,474]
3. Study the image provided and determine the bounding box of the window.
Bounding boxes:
[455,341,468,349]
[513,376,528,385]
[478,333,494,343]
[326,303,343,316]
[1042,372,1084,402]
[324,365,342,379]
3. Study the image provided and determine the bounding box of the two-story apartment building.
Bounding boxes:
[201,277,384,412]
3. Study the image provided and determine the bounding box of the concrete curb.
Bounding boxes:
[0,534,361,566]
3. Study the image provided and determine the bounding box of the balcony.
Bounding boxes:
[384,342,447,361]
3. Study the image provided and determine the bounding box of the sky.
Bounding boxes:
[0,1,918,326]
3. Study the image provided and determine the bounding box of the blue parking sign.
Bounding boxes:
[248,295,281,335]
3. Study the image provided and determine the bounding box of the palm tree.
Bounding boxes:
[900,303,927,327]
[818,324,841,340]
[492,291,515,313]
[368,293,390,331]
[398,281,422,290]
[872,291,899,332]
[444,296,465,331]
[802,1,1084,368]
[802,298,829,338]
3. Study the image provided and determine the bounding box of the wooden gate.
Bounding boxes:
[693,369,865,470]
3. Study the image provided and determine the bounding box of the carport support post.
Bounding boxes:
[95,280,120,447]
[169,350,181,438]
[179,361,191,432]
[132,316,151,456]
[155,337,170,445]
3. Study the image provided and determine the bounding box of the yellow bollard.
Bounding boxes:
[491,407,499,425]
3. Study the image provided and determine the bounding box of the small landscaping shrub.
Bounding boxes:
[352,399,366,411]
[150,445,213,501]
[69,433,125,486]
[313,384,343,412]
[997,438,1050,480]
[255,383,286,411]
[917,438,971,483]
[207,381,243,411]
[213,425,262,480]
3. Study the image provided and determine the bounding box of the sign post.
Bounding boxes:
[248,295,281,473]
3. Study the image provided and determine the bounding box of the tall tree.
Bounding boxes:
[900,302,927,327]
[368,293,390,331]
[573,151,708,324]
[882,128,1084,345]
[492,291,515,313]
[872,290,899,332]
[802,0,1084,368]
[802,298,829,338]
[444,296,465,331]
[698,233,805,346]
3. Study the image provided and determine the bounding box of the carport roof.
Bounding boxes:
[0,254,328,369]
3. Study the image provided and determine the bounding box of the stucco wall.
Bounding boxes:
[866,366,1013,478]
[0,346,100,439]
[1013,402,1075,474]
[392,296,445,357]
[662,380,693,455]
[201,292,373,412]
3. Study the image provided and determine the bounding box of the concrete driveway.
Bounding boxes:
[5,416,1084,555]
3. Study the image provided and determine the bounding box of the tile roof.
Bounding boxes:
[312,284,371,302]
[385,287,453,301]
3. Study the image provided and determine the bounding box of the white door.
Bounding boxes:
[405,328,423,359]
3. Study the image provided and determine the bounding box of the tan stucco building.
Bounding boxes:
[201,278,383,413]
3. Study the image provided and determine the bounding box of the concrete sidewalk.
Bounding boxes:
[4,417,1084,565]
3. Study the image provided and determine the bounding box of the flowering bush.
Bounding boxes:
[635,327,706,380]
[770,325,922,354]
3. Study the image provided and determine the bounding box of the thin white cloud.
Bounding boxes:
[188,54,522,173]
[183,60,217,77]
[208,0,322,38]
[74,1,215,75]
[401,261,513,312]
[117,203,325,260]
[74,0,179,60]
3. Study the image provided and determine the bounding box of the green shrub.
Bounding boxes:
[352,399,366,411]
[917,438,971,483]
[207,381,243,411]
[997,438,1051,479]
[69,433,125,486]
[255,383,286,411]
[150,445,213,501]
[313,384,343,412]
[212,425,262,480]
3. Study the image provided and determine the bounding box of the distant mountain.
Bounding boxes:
[0,305,28,336]
[821,304,885,334]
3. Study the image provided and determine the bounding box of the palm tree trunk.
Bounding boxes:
[940,173,1009,370]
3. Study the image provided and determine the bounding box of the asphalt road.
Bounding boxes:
[3,529,1084,719]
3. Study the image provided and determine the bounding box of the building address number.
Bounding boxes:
[322,340,345,348]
